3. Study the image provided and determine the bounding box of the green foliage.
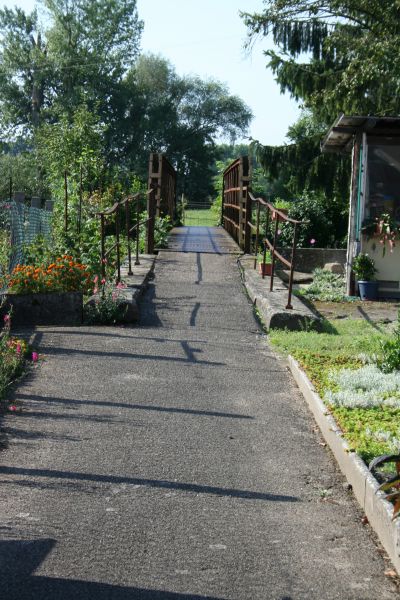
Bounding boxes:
[84,282,128,325]
[243,1,400,118]
[263,190,347,248]
[298,268,346,302]
[269,316,398,462]
[352,253,376,281]
[0,307,25,400]
[377,312,400,374]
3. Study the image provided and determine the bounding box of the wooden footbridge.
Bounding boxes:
[99,153,307,308]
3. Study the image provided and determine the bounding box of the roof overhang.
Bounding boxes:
[321,114,400,154]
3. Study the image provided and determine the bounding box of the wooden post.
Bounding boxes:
[253,200,261,269]
[345,134,362,295]
[146,186,156,254]
[135,195,140,266]
[125,198,133,275]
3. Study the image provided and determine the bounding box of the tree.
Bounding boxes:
[0,1,143,134]
[242,1,400,119]
[115,54,253,202]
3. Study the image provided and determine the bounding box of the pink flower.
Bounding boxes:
[277,229,282,236]
[8,405,17,412]
[102,258,108,264]
[93,287,99,295]
[16,343,21,354]
[32,351,38,363]
[3,314,10,324]
[93,275,99,283]
[310,238,316,245]
[116,282,127,289]
[101,278,106,285]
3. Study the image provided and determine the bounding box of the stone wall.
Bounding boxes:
[278,248,347,273]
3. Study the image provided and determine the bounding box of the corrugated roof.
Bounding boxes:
[321,114,400,153]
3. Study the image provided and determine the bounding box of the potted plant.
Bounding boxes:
[258,250,272,276]
[352,253,378,300]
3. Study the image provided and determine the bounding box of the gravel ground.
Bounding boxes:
[0,231,398,599]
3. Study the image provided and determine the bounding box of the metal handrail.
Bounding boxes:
[98,186,158,283]
[247,191,309,310]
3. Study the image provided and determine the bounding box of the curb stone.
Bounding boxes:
[288,355,400,574]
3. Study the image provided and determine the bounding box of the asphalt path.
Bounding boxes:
[0,235,397,598]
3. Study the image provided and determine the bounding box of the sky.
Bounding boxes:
[0,0,301,146]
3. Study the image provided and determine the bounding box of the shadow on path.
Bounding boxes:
[0,466,299,503]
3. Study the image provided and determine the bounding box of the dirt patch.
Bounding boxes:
[314,299,400,323]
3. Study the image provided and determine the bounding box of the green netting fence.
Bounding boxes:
[0,198,53,278]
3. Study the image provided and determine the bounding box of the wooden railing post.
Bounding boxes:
[146,186,156,254]
[135,195,141,266]
[253,200,261,269]
[125,198,133,276]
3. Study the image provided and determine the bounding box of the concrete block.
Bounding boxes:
[2,291,83,327]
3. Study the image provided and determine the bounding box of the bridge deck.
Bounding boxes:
[166,226,240,254]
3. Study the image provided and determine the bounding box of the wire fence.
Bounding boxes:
[0,199,53,277]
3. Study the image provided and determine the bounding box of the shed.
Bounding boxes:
[322,114,400,297]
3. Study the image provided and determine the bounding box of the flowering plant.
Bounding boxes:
[4,255,92,294]
[362,213,400,256]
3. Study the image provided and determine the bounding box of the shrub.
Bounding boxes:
[352,253,377,281]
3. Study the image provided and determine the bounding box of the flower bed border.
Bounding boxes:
[288,354,400,574]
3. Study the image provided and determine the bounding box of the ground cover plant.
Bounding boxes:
[269,318,400,463]
[296,268,347,303]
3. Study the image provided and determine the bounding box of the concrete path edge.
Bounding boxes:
[237,257,323,331]
[287,355,400,573]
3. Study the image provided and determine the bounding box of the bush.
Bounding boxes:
[5,256,92,294]
[84,280,128,325]
[352,253,377,281]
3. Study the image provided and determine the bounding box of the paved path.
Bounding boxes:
[0,228,397,599]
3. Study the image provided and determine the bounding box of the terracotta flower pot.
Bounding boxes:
[259,263,272,276]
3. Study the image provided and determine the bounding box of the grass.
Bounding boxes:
[269,318,400,462]
[184,209,219,227]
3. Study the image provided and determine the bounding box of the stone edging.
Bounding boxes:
[288,354,400,574]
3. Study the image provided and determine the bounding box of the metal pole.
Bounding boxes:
[125,198,133,275]
[262,207,270,280]
[78,164,83,234]
[135,195,141,266]
[64,170,68,232]
[116,203,121,283]
[254,200,261,270]
[100,213,105,280]
[286,223,298,310]
[270,213,279,292]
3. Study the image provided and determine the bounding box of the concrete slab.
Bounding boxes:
[166,226,241,254]
[239,255,323,331]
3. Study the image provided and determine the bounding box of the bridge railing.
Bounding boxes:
[148,153,177,221]
[221,157,252,251]
[247,192,308,310]
[98,186,158,283]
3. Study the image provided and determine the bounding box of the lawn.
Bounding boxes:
[269,318,400,463]
[184,209,219,227]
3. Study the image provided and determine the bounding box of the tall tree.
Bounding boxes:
[116,55,253,202]
[242,1,400,119]
[0,0,142,135]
